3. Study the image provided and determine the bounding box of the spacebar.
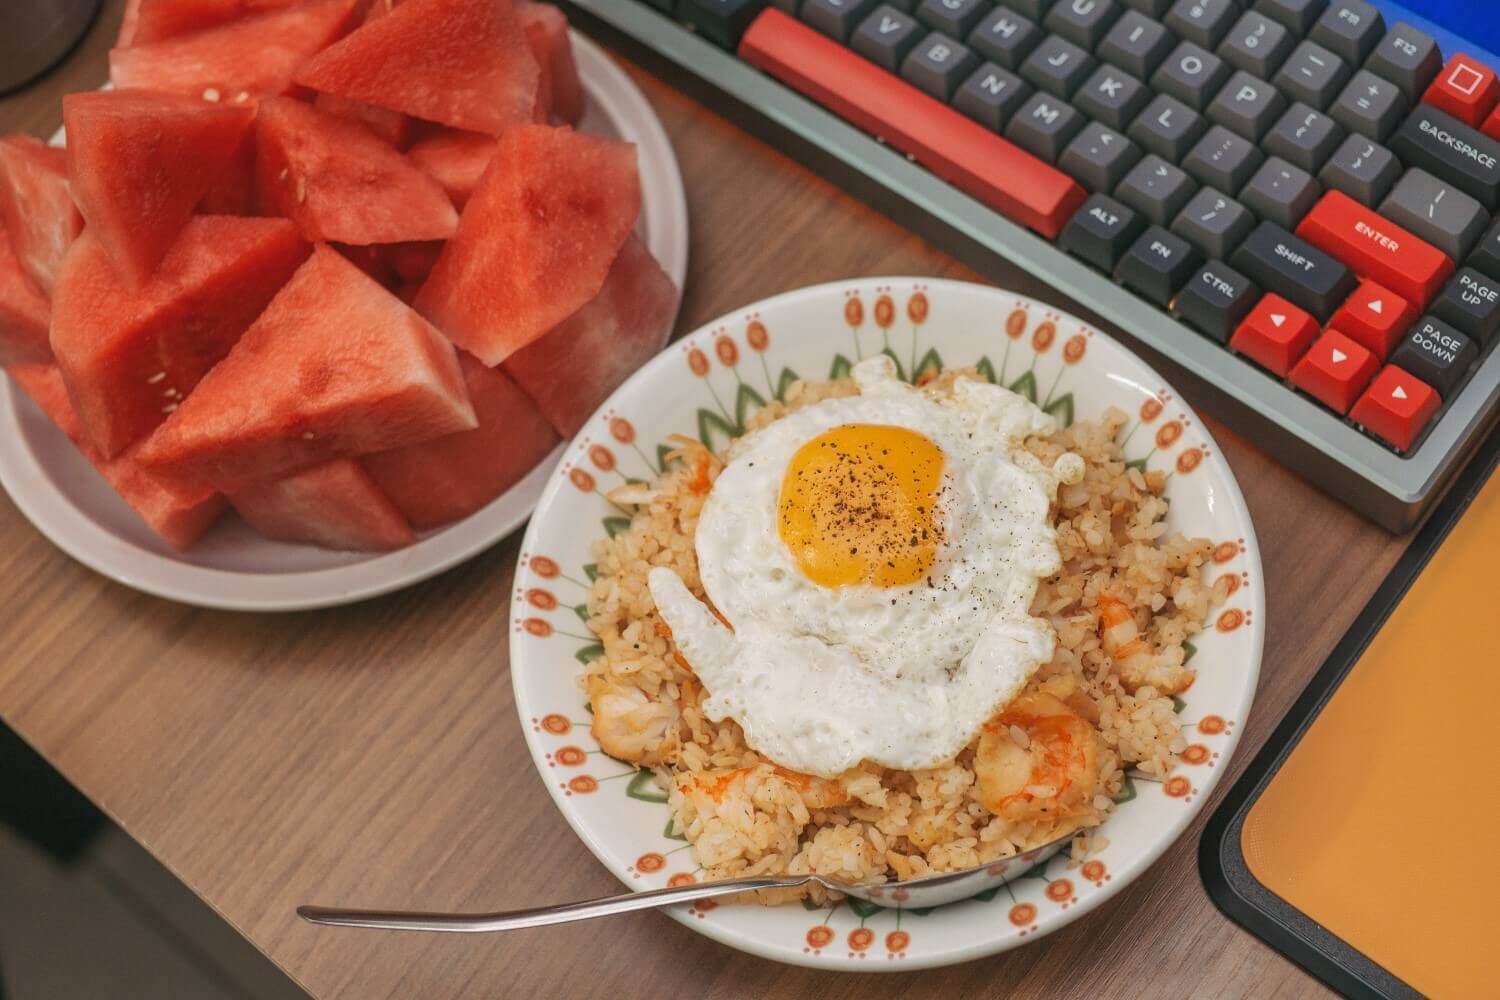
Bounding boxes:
[738,10,1086,240]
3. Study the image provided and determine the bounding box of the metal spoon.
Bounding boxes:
[297,832,1072,933]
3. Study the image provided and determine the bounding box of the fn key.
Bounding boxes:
[1115,226,1204,306]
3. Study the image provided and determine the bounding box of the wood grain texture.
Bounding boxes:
[0,4,1402,996]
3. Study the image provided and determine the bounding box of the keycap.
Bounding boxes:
[1467,218,1500,281]
[1386,106,1500,212]
[1230,293,1321,373]
[803,0,883,41]
[1172,186,1254,258]
[1379,168,1489,261]
[1122,0,1171,17]
[1390,316,1478,395]
[968,6,1044,69]
[901,32,980,98]
[1231,220,1356,320]
[1074,64,1152,129]
[1422,54,1499,128]
[852,5,925,70]
[1153,42,1232,111]
[1291,328,1379,411]
[1205,71,1285,143]
[1265,102,1344,172]
[1006,0,1051,18]
[953,63,1032,129]
[1316,134,1400,205]
[1116,153,1197,224]
[1115,224,1204,304]
[1005,91,1086,160]
[1484,105,1500,143]
[1044,0,1121,50]
[1129,93,1207,160]
[1173,259,1259,341]
[1059,121,1141,191]
[1351,365,1441,450]
[1183,124,1264,191]
[1253,0,1325,36]
[1329,279,1415,357]
[917,0,990,37]
[1307,0,1382,68]
[1097,10,1174,80]
[1021,34,1096,97]
[741,11,1088,236]
[1297,193,1455,311]
[1165,0,1236,49]
[1239,155,1320,229]
[1430,268,1500,345]
[1329,70,1408,141]
[1364,23,1442,103]
[681,0,769,47]
[1217,11,1295,80]
[1274,41,1350,111]
[1061,192,1147,269]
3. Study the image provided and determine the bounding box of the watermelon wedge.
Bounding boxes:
[119,0,144,46]
[313,92,414,149]
[125,0,301,45]
[405,128,496,210]
[135,244,477,494]
[198,121,257,215]
[519,3,583,125]
[365,354,557,528]
[64,89,257,285]
[255,97,457,245]
[294,0,541,137]
[0,227,52,366]
[415,124,640,365]
[110,0,361,100]
[0,136,84,294]
[50,218,310,456]
[229,458,414,550]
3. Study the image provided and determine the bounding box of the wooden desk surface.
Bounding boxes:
[0,4,1405,997]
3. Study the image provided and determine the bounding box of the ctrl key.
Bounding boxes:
[1114,226,1203,307]
[1060,194,1145,272]
[1351,366,1442,452]
[1172,261,1259,343]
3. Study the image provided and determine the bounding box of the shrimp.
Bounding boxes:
[1097,595,1193,695]
[586,675,676,765]
[975,692,1099,827]
[662,434,722,496]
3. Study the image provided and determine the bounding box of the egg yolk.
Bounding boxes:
[777,423,944,588]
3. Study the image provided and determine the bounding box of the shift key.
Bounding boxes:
[1230,221,1357,321]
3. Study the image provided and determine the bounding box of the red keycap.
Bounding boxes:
[1483,103,1500,141]
[1328,280,1416,358]
[1230,294,1320,375]
[1291,329,1380,413]
[1351,365,1442,451]
[1422,54,1500,126]
[739,10,1086,239]
[1296,190,1454,309]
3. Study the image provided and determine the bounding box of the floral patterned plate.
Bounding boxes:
[511,278,1264,970]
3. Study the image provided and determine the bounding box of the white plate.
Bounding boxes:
[0,31,688,611]
[511,278,1264,970]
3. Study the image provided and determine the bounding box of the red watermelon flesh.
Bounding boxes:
[134,244,477,494]
[406,128,496,210]
[198,119,257,215]
[229,457,414,550]
[313,93,415,149]
[385,241,442,283]
[364,353,557,529]
[294,0,541,137]
[504,235,676,438]
[255,97,457,245]
[0,227,52,366]
[334,243,395,285]
[0,136,84,294]
[110,0,361,100]
[119,0,144,46]
[64,89,257,286]
[518,3,583,125]
[415,124,640,366]
[128,0,301,45]
[50,218,310,456]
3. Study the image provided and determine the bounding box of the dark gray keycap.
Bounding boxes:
[1173,259,1260,341]
[1122,0,1171,18]
[1044,0,1121,50]
[1391,316,1478,396]
[1206,70,1287,141]
[1183,125,1264,192]
[1274,41,1350,110]
[1005,92,1086,160]
[1059,121,1142,190]
[1380,168,1490,261]
[953,63,1032,129]
[1388,106,1500,212]
[803,0,883,41]
[1020,34,1096,97]
[1006,0,1053,18]
[770,0,798,12]
[1253,0,1325,35]
[1153,42,1232,110]
[1129,93,1207,160]
[1074,64,1151,129]
[901,32,979,99]
[852,5,925,70]
[1097,11,1174,80]
[1328,69,1407,141]
[1062,193,1148,270]
[1217,11,1295,80]
[1365,22,1443,102]
[1165,0,1236,49]
[1318,134,1401,205]
[1240,155,1321,228]
[968,6,1044,69]
[1308,1,1383,67]
[1115,153,1197,224]
[1172,186,1255,258]
[917,0,990,37]
[1231,220,1356,320]
[1115,225,1204,304]
[1431,268,1500,345]
[1466,219,1500,282]
[1265,102,1345,172]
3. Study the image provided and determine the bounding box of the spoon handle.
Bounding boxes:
[297,874,817,933]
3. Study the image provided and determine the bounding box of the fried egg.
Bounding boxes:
[648,357,1082,778]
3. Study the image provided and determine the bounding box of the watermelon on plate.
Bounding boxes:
[415,124,640,365]
[405,128,496,210]
[123,0,301,45]
[313,93,415,149]
[229,457,414,550]
[0,136,84,294]
[295,0,541,137]
[64,89,257,285]
[255,97,457,245]
[50,217,310,456]
[198,121,258,215]
[504,235,676,438]
[135,243,477,494]
[518,3,583,125]
[0,226,52,366]
[364,353,557,529]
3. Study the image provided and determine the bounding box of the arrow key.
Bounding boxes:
[1351,365,1442,451]
[1291,329,1379,412]
[1329,279,1416,357]
[1229,293,1320,375]
[1389,316,1479,396]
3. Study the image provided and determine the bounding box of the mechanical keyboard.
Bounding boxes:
[565,0,1500,530]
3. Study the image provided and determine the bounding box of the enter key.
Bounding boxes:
[1296,189,1455,308]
